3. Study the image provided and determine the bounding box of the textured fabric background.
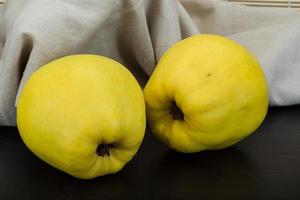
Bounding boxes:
[0,0,300,126]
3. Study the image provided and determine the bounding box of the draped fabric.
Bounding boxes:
[0,0,300,126]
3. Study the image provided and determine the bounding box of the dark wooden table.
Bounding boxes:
[1,106,300,200]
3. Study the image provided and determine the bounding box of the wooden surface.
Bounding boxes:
[1,106,300,199]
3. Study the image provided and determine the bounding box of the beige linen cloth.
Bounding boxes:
[0,0,300,126]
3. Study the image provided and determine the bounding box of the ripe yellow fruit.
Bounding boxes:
[144,34,268,153]
[17,55,146,179]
